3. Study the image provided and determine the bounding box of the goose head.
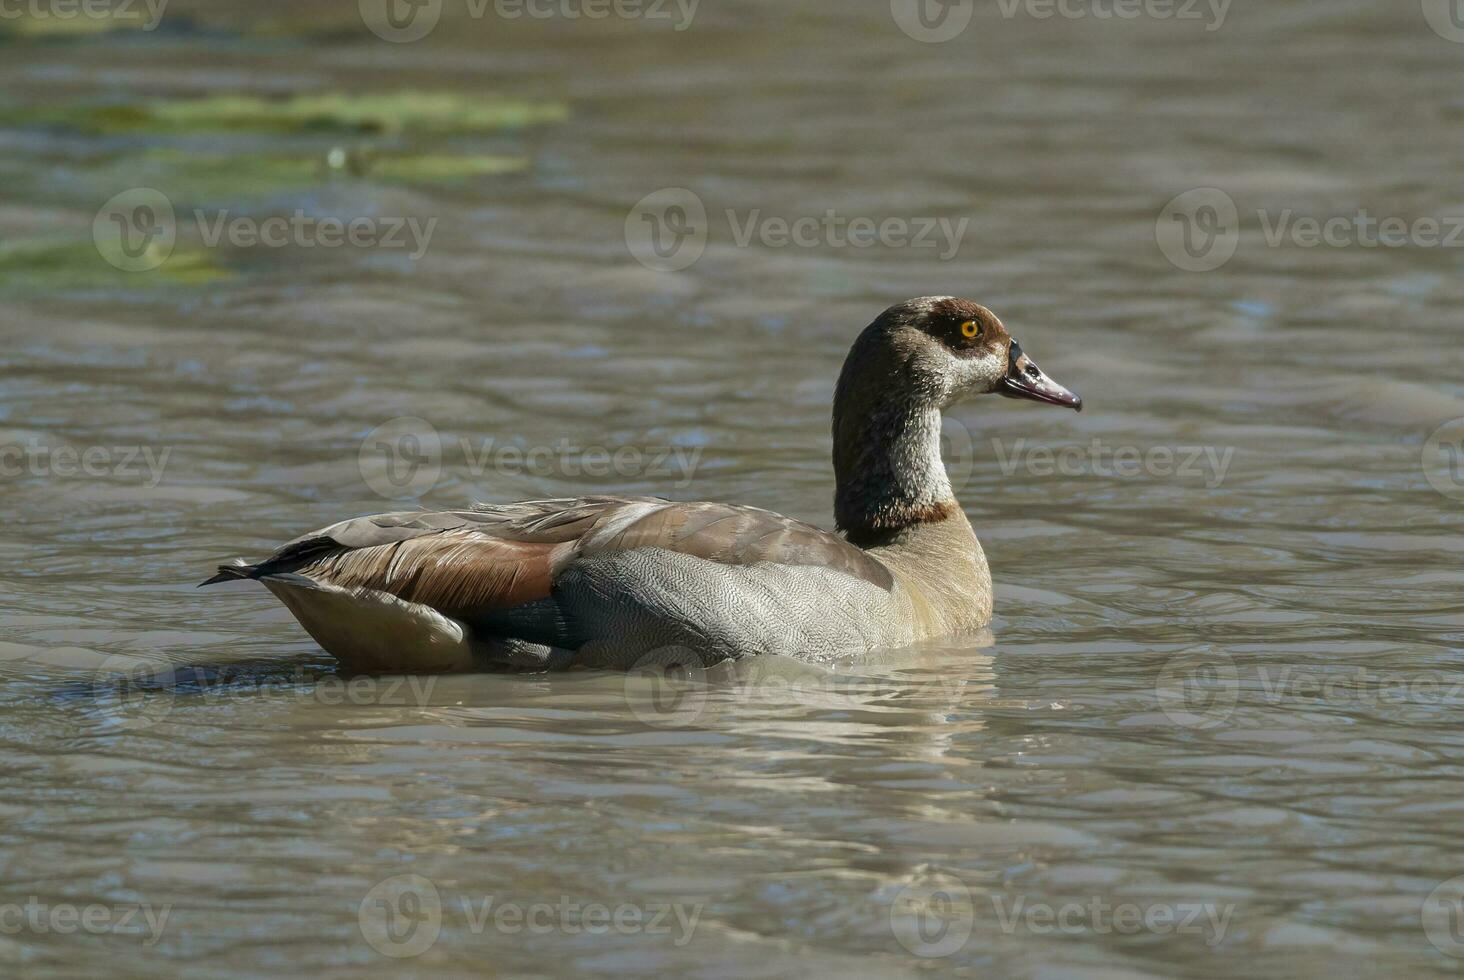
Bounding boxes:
[853,296,1082,413]
[832,296,1081,541]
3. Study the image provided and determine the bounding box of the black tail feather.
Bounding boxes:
[198,562,257,588]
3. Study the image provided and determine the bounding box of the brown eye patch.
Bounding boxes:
[922,298,1009,354]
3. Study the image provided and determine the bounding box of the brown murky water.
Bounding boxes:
[1,0,1462,975]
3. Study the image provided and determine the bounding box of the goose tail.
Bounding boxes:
[198,559,258,588]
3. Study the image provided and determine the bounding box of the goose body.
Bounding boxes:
[204,297,1080,672]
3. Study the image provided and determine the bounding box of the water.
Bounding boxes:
[1,0,1462,975]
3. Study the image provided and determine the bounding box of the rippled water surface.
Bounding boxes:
[2,1,1462,975]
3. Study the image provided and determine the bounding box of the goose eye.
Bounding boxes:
[960,320,980,339]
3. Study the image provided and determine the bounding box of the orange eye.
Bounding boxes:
[961,320,980,339]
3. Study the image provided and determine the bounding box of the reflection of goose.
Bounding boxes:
[202,298,1081,673]
[620,636,998,753]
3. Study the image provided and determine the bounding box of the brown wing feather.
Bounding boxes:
[302,533,563,615]
[218,495,892,618]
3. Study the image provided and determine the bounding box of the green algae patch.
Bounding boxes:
[349,153,528,182]
[0,91,568,137]
[0,238,229,292]
[149,91,567,135]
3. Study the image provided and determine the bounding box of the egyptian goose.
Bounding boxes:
[202,297,1081,672]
